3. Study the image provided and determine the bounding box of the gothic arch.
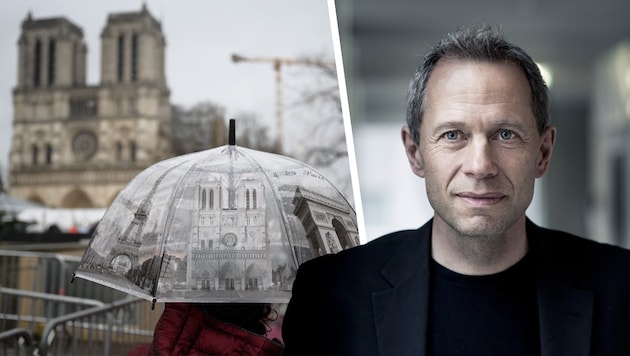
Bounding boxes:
[199,268,215,290]
[61,188,93,208]
[219,261,242,290]
[219,261,241,279]
[27,194,44,205]
[34,38,42,86]
[129,141,137,161]
[246,263,264,290]
[31,144,39,165]
[115,141,123,160]
[45,144,53,164]
[201,188,207,209]
[246,263,264,277]
[332,218,352,250]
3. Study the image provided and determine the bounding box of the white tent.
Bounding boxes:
[0,192,43,221]
[17,208,106,233]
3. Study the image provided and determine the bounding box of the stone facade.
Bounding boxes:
[188,174,272,292]
[9,5,173,208]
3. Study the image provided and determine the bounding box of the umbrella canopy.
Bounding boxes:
[74,120,359,304]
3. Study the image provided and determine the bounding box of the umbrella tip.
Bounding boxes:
[229,119,235,146]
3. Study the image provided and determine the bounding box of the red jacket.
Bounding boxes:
[127,303,284,356]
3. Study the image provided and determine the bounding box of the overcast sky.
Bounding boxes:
[0,0,340,184]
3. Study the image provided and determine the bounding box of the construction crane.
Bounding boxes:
[231,54,335,153]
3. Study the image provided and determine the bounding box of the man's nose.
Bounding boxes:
[461,138,498,179]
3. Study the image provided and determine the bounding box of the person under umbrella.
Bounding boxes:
[74,119,359,355]
[127,302,283,355]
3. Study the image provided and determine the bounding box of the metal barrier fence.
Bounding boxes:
[0,297,161,356]
[0,328,35,356]
[0,250,127,301]
[0,249,162,355]
[0,286,104,346]
[38,297,158,356]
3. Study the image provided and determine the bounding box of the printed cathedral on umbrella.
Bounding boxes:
[74,119,359,305]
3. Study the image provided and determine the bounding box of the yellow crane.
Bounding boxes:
[231,54,335,153]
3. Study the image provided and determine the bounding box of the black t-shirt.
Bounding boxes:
[428,253,540,356]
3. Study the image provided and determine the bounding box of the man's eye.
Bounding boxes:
[443,131,460,140]
[498,130,515,140]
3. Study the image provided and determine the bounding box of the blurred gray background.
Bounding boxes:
[335,0,630,245]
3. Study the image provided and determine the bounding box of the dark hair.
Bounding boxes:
[194,303,275,335]
[406,24,549,144]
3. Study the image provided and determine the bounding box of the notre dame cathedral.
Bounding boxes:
[8,4,225,209]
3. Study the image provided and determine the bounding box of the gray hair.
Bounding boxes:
[406,24,549,144]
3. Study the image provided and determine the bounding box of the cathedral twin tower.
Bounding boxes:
[9,4,172,208]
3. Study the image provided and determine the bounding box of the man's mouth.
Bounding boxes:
[456,192,505,207]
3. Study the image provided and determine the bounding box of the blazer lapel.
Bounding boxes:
[372,223,432,356]
[529,221,594,356]
[369,219,595,356]
[537,282,593,356]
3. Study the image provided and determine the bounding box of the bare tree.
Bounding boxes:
[284,55,354,202]
[286,56,347,166]
[170,101,227,155]
[231,113,277,153]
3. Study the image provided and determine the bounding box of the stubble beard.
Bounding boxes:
[428,189,527,264]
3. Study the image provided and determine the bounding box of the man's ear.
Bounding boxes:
[535,125,556,178]
[402,126,425,178]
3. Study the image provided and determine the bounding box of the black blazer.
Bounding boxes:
[282,219,630,356]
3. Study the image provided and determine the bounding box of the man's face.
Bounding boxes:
[403,59,555,238]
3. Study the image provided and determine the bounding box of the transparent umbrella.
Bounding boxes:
[74,120,359,305]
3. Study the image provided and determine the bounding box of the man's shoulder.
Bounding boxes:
[531,222,630,273]
[355,228,425,254]
[534,223,630,253]
[304,228,420,267]
[298,222,431,276]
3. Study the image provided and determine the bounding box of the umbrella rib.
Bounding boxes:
[137,158,191,298]
[238,148,300,267]
[149,149,222,299]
